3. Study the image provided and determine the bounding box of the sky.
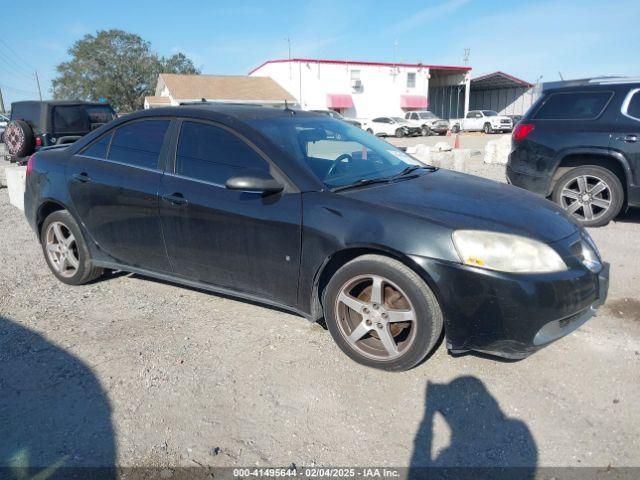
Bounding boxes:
[1,0,639,107]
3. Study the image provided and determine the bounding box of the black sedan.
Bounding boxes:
[24,105,609,371]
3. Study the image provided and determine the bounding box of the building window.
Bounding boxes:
[407,72,416,88]
[351,70,362,93]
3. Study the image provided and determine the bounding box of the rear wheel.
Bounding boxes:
[41,210,103,285]
[483,123,493,134]
[421,126,430,136]
[323,255,443,371]
[552,165,624,227]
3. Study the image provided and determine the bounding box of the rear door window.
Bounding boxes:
[176,121,268,185]
[11,103,40,128]
[81,132,113,158]
[108,120,170,169]
[52,106,90,133]
[534,91,613,120]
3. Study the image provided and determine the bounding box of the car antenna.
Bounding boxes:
[284,99,296,115]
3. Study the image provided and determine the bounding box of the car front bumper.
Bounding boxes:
[409,254,609,360]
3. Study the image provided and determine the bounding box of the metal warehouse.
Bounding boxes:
[249,58,472,120]
[469,71,537,116]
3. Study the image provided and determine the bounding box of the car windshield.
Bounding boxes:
[249,116,424,189]
[418,112,436,119]
[482,110,499,117]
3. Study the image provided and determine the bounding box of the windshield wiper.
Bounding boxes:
[389,165,436,180]
[330,177,393,192]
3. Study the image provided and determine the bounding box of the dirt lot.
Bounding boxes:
[1,156,639,471]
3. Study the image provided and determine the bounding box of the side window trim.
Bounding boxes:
[170,117,298,193]
[621,88,640,122]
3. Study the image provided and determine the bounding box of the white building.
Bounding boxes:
[249,58,471,120]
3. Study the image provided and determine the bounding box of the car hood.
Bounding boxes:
[341,169,578,243]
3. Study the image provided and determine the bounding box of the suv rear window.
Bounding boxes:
[534,91,612,120]
[52,106,91,133]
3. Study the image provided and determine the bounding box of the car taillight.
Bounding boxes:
[26,154,35,176]
[513,123,535,141]
[35,136,43,147]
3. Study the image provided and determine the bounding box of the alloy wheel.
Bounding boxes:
[335,274,417,360]
[45,221,80,278]
[560,174,612,222]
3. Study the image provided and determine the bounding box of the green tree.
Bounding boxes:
[52,29,200,112]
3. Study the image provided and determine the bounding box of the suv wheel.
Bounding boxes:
[41,210,103,285]
[421,126,430,136]
[483,123,493,134]
[395,128,405,138]
[323,255,443,371]
[451,124,460,133]
[552,166,624,227]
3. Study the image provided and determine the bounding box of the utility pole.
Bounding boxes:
[0,87,5,113]
[463,48,471,66]
[285,37,292,79]
[35,70,43,100]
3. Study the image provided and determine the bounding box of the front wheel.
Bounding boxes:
[366,128,374,134]
[451,124,460,133]
[421,126,430,136]
[323,255,443,371]
[552,166,624,227]
[41,210,103,285]
[483,123,493,134]
[395,128,405,138]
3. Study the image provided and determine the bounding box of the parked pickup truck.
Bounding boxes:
[449,110,513,134]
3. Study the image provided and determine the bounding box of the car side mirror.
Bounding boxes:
[225,170,284,194]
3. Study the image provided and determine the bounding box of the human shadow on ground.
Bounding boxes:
[409,376,537,480]
[0,315,116,479]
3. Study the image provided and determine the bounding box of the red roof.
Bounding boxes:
[249,58,471,75]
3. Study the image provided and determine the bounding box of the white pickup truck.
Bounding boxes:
[449,110,513,134]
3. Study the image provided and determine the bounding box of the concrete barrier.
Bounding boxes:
[6,165,26,211]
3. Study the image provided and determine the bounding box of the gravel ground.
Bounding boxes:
[1,159,639,472]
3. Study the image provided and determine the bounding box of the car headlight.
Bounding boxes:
[452,230,567,273]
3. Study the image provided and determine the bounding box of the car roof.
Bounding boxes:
[124,104,322,122]
[11,100,112,107]
[543,82,640,95]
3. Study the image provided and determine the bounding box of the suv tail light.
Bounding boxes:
[26,154,35,177]
[513,123,535,141]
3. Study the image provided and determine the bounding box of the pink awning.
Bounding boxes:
[400,95,428,109]
[326,94,354,109]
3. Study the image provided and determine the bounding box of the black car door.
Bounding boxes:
[614,88,640,188]
[158,119,302,307]
[67,119,172,272]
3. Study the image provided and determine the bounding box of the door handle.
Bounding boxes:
[162,192,188,206]
[72,172,91,183]
[618,134,638,143]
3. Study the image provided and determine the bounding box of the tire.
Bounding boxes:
[483,123,493,134]
[4,120,35,157]
[41,210,103,285]
[451,124,460,133]
[551,165,624,227]
[421,126,430,136]
[395,128,405,138]
[323,254,443,371]
[366,128,374,134]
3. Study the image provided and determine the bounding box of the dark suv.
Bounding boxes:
[508,82,640,227]
[3,100,116,163]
